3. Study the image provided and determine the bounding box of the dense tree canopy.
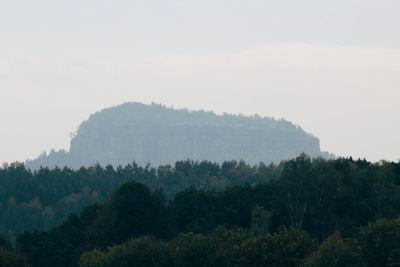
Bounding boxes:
[0,159,279,237]
[3,155,399,266]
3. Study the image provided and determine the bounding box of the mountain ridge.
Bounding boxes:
[26,102,333,169]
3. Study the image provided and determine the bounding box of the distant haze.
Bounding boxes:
[1,0,399,163]
[26,102,332,169]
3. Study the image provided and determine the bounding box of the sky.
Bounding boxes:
[1,0,399,163]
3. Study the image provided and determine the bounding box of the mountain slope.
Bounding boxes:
[27,102,331,169]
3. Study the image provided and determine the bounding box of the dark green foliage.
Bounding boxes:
[17,183,166,267]
[26,102,330,169]
[304,233,362,267]
[357,218,400,267]
[0,160,278,237]
[0,248,29,267]
[89,181,165,246]
[170,187,225,233]
[3,155,400,267]
[170,233,216,267]
[250,205,272,236]
[80,237,172,267]
[0,233,12,250]
[16,204,101,267]
[240,229,316,267]
[79,228,316,267]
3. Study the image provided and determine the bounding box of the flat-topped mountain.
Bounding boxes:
[27,102,332,169]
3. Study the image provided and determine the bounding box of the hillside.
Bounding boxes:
[26,102,331,169]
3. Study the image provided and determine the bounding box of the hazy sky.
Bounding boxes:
[1,0,399,163]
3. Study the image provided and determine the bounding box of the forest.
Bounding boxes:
[1,154,400,266]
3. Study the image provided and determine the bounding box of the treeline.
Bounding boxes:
[6,217,400,267]
[5,154,400,267]
[78,219,400,267]
[0,160,279,236]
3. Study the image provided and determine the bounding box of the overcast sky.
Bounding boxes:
[1,0,399,163]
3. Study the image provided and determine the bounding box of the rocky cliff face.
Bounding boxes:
[27,102,331,169]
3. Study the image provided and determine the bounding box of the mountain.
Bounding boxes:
[26,102,332,169]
